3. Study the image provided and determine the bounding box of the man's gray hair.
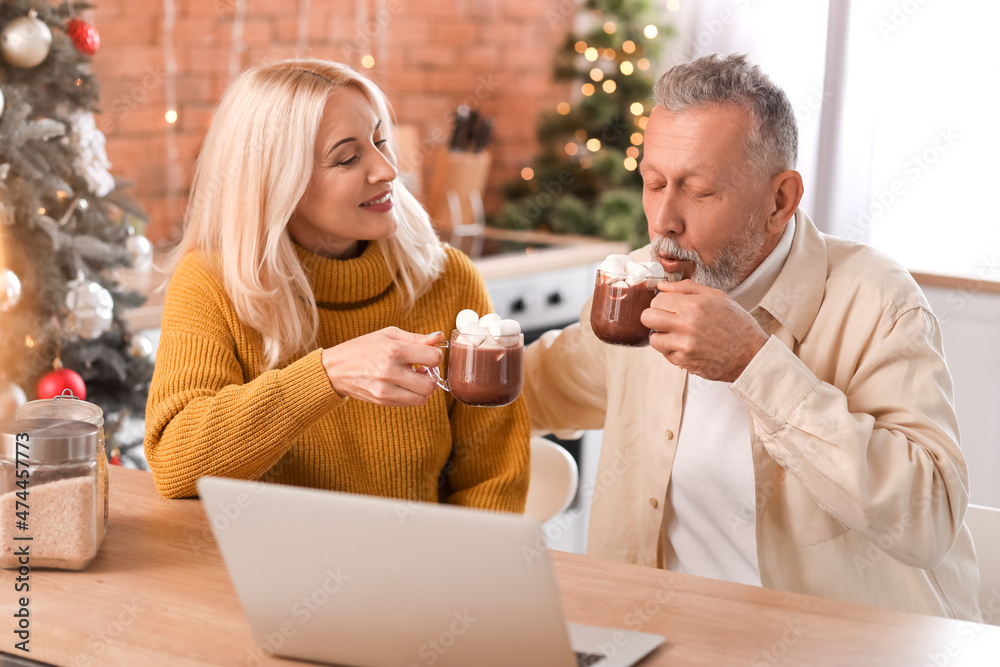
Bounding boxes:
[653,53,798,183]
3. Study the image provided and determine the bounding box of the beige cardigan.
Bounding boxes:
[525,211,981,621]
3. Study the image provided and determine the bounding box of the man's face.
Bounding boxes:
[640,105,772,290]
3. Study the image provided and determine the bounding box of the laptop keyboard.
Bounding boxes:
[574,651,607,666]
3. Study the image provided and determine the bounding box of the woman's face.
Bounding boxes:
[287,86,398,259]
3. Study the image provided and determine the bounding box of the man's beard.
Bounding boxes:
[650,212,768,291]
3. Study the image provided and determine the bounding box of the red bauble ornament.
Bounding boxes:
[36,367,87,400]
[66,18,100,56]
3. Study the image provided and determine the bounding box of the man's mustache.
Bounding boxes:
[650,235,702,264]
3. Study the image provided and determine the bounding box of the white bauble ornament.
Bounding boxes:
[0,381,27,419]
[0,85,5,119]
[128,333,154,360]
[1,268,22,312]
[67,112,115,197]
[126,233,153,272]
[65,278,114,339]
[0,11,53,69]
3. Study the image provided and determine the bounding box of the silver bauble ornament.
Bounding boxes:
[0,381,27,419]
[0,85,5,119]
[0,11,53,69]
[65,278,114,339]
[1,268,22,313]
[126,233,153,272]
[128,333,155,359]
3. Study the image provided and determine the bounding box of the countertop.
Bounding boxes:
[120,229,629,332]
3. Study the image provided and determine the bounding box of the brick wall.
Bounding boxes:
[90,0,572,244]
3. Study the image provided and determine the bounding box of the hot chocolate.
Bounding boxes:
[448,339,523,407]
[419,312,525,407]
[590,271,657,347]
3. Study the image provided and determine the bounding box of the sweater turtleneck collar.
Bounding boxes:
[293,239,396,308]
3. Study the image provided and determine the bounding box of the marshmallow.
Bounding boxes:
[455,309,479,331]
[603,254,666,282]
[480,336,504,350]
[599,254,630,275]
[642,261,666,278]
[627,261,654,278]
[460,321,489,337]
[478,313,502,328]
[499,334,521,348]
[610,279,630,289]
[458,311,518,348]
[625,275,646,286]
[457,321,489,347]
[488,319,521,337]
[488,320,522,348]
[454,335,478,347]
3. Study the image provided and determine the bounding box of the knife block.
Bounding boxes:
[426,148,492,234]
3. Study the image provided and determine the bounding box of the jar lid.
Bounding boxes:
[0,418,100,463]
[16,395,104,426]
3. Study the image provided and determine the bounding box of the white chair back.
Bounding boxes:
[524,437,579,523]
[966,504,1000,625]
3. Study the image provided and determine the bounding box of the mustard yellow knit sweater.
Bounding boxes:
[144,240,530,512]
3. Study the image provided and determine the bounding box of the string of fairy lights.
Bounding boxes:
[297,0,310,54]
[229,0,248,80]
[153,1,664,217]
[154,0,376,235]
[357,0,378,71]
[375,0,387,75]
[165,0,378,128]
[161,0,179,236]
[521,9,678,182]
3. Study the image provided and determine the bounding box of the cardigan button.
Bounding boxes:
[665,429,674,440]
[649,497,659,509]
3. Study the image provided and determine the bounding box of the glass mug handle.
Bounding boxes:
[412,339,452,392]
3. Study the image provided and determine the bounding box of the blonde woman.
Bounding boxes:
[144,59,529,511]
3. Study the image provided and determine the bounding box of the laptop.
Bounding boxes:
[198,476,665,667]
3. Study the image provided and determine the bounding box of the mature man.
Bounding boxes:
[523,53,980,620]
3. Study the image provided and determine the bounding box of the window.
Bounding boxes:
[863,1,1000,277]
[670,0,999,278]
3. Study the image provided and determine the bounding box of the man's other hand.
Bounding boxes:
[641,280,769,382]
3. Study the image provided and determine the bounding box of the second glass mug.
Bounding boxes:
[590,268,660,347]
[416,329,524,407]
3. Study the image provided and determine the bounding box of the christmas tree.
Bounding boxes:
[496,0,673,249]
[0,0,154,463]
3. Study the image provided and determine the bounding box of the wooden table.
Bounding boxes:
[2,467,998,666]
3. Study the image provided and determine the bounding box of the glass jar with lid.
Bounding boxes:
[16,392,108,541]
[0,418,106,570]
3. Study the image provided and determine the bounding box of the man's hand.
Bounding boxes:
[640,280,769,382]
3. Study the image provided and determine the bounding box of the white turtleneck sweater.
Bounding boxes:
[662,218,796,586]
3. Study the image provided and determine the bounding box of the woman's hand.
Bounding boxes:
[321,328,445,406]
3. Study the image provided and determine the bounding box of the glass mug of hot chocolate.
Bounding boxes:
[419,310,524,407]
[590,254,665,347]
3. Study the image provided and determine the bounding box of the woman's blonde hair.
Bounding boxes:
[168,59,446,370]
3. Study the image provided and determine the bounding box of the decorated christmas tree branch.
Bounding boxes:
[1,0,153,460]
